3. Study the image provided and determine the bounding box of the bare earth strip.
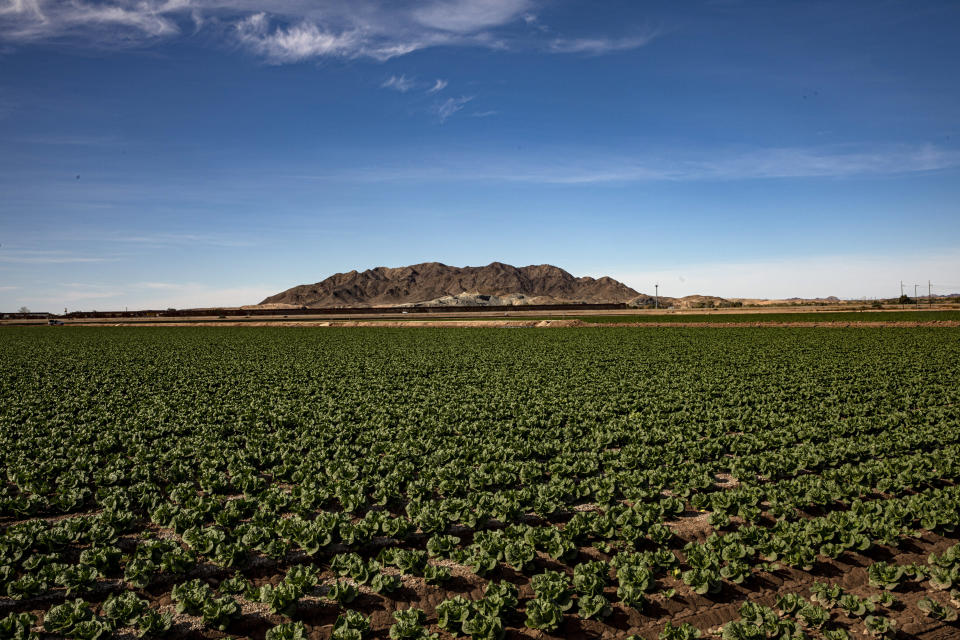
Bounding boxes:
[37,319,960,328]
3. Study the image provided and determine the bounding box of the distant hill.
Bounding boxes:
[258,262,642,308]
[254,261,862,310]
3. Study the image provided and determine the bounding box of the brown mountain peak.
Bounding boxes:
[258,262,639,308]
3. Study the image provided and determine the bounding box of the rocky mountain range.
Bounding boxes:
[258,262,644,308]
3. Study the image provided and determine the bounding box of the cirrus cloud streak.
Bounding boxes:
[297,144,960,184]
[0,0,658,63]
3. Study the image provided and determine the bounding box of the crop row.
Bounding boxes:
[1,327,959,639]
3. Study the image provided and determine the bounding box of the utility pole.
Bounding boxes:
[900,281,904,309]
[655,283,659,309]
[914,284,918,307]
[929,280,932,308]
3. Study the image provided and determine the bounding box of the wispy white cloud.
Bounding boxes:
[110,232,255,248]
[15,133,122,146]
[427,78,448,94]
[298,144,960,184]
[0,0,180,43]
[412,0,533,33]
[691,144,959,181]
[381,74,415,92]
[0,1,655,63]
[470,110,499,118]
[234,12,367,63]
[520,11,550,33]
[0,249,118,264]
[435,95,473,121]
[549,33,658,54]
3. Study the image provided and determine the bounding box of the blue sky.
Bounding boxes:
[1,0,958,310]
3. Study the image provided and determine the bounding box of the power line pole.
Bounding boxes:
[900,281,904,308]
[929,280,932,308]
[655,284,659,309]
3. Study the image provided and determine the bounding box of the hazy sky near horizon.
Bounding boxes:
[1,0,959,310]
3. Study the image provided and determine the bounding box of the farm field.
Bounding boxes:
[571,310,960,324]
[1,327,960,640]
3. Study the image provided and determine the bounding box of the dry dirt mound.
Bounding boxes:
[399,292,561,307]
[331,319,588,328]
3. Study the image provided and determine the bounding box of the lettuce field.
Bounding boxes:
[2,326,959,640]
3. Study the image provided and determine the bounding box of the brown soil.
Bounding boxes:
[4,530,959,640]
[590,321,960,328]
[23,319,960,328]
[713,473,741,489]
[665,511,713,540]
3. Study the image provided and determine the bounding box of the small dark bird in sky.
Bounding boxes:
[76,175,80,180]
